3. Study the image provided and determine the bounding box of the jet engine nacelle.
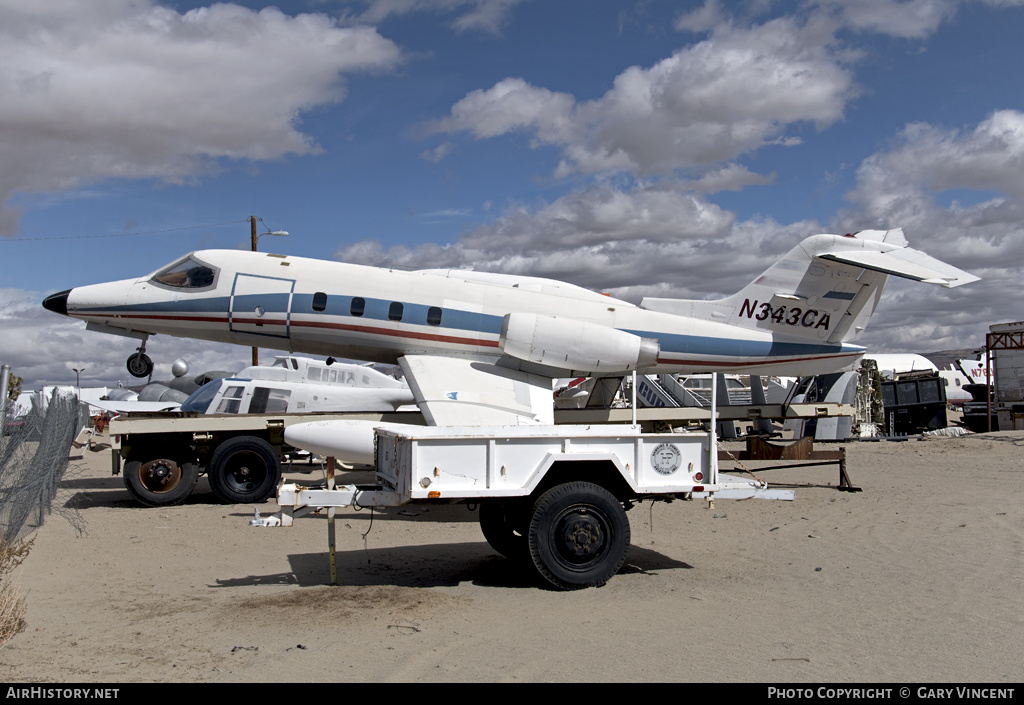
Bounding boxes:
[499,312,660,374]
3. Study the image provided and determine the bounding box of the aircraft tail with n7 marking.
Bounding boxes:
[640,229,978,346]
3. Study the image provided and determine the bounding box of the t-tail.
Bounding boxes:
[640,229,979,346]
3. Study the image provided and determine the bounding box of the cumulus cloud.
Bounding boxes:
[805,0,1024,40]
[419,141,455,163]
[336,114,1024,354]
[829,110,1024,351]
[815,0,958,38]
[336,0,531,34]
[843,110,1024,261]
[429,16,858,178]
[333,181,817,298]
[853,111,1024,200]
[674,0,727,33]
[0,0,402,235]
[679,164,776,194]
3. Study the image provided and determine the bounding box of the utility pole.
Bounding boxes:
[250,215,259,367]
[0,364,9,447]
[247,216,289,368]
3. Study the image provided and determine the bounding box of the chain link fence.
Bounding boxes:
[0,390,86,542]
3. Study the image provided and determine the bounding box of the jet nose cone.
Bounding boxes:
[42,289,72,316]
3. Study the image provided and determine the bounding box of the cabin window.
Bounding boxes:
[307,367,322,382]
[312,292,327,312]
[350,297,365,317]
[389,302,404,321]
[427,306,442,326]
[216,399,240,414]
[215,385,245,414]
[151,256,218,290]
[249,387,291,414]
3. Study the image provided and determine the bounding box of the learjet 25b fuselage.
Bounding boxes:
[42,228,977,426]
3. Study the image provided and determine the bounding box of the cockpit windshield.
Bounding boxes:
[180,380,225,414]
[151,255,218,290]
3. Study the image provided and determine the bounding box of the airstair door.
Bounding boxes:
[230,273,294,339]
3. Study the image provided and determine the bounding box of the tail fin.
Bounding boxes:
[641,229,978,345]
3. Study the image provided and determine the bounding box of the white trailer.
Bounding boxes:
[255,423,790,590]
[987,321,1024,431]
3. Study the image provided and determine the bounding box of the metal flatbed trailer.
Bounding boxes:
[108,409,424,507]
[254,423,792,590]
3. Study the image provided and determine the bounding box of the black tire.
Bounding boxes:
[479,500,529,560]
[207,436,281,504]
[126,352,153,378]
[123,456,199,507]
[527,481,630,590]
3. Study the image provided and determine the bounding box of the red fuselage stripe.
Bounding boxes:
[89,313,501,348]
[289,319,501,347]
[88,312,855,364]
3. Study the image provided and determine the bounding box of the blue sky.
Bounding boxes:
[3,0,1024,389]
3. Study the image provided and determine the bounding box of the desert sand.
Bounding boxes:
[0,430,1022,683]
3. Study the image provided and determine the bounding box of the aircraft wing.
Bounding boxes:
[88,400,182,414]
[398,355,554,426]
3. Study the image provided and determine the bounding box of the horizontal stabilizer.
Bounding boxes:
[640,229,980,347]
[817,247,979,288]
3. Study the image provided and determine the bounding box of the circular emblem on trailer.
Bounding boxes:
[651,443,682,476]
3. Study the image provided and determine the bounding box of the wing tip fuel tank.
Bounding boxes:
[284,420,422,466]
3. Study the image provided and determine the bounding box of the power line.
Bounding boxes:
[0,219,250,243]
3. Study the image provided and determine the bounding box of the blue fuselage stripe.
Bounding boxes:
[85,293,858,361]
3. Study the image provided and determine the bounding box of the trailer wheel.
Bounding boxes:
[479,501,528,560]
[526,481,630,590]
[123,457,199,507]
[207,436,281,504]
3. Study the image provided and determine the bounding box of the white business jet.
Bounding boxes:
[43,228,976,455]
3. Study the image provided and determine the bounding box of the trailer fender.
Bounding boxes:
[524,454,637,502]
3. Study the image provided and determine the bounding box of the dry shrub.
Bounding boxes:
[0,538,33,645]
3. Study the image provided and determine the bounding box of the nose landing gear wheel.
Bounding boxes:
[126,352,153,378]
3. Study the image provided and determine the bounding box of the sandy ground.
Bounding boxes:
[0,429,1022,683]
